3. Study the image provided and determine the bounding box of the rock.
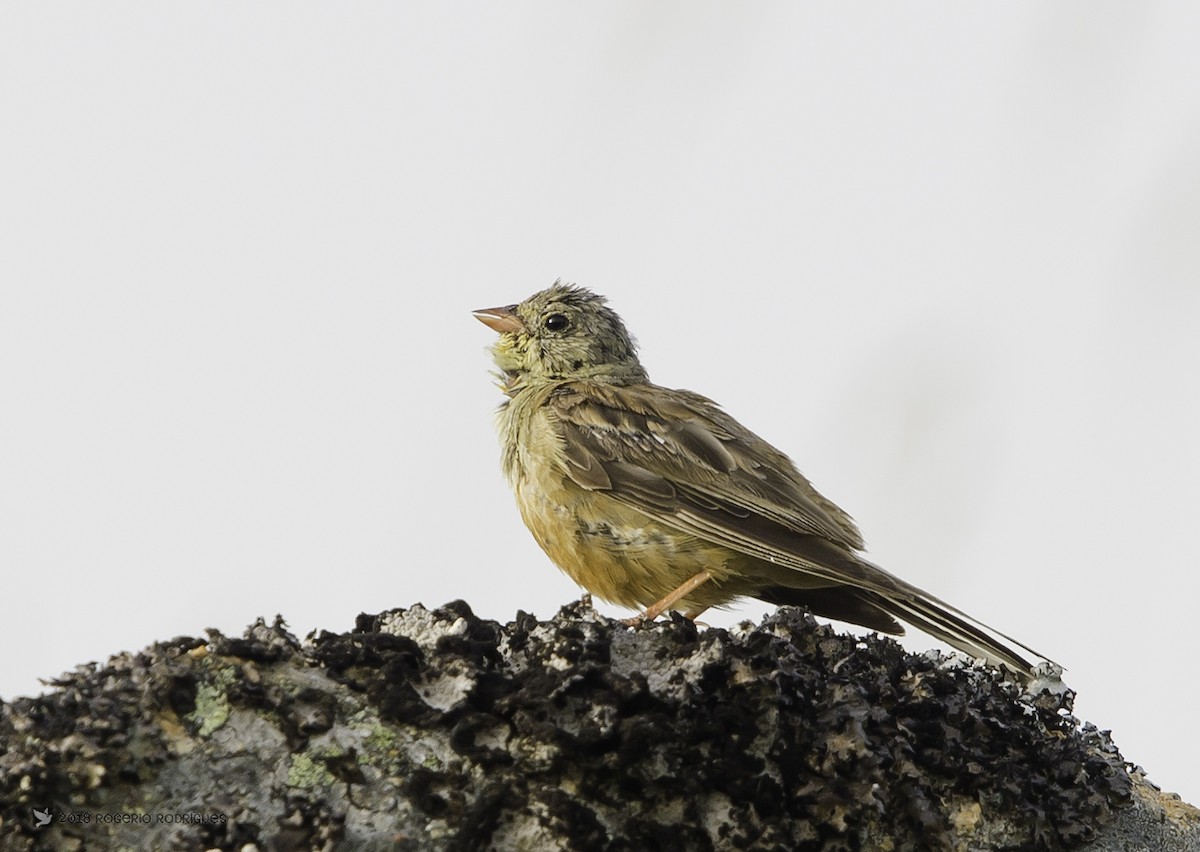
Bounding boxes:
[1,600,1195,851]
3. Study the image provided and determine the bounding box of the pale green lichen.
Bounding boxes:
[363,723,398,760]
[286,745,348,788]
[186,665,237,738]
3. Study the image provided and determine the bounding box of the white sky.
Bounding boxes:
[3,3,1198,807]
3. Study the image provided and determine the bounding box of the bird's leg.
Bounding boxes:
[623,570,714,625]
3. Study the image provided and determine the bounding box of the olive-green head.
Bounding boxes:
[474,282,647,392]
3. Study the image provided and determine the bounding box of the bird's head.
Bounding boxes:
[474,282,646,393]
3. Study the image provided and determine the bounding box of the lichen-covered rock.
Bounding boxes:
[0,601,1194,851]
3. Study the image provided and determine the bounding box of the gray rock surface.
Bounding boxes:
[1,600,1195,851]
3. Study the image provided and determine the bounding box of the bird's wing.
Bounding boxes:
[546,381,909,597]
[546,380,1053,674]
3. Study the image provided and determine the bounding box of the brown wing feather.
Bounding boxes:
[545,380,1052,675]
[551,382,866,551]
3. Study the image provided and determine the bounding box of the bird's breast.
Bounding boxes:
[515,479,697,609]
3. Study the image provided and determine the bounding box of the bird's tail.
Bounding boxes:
[864,588,1056,679]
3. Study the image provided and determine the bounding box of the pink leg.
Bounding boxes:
[622,570,714,624]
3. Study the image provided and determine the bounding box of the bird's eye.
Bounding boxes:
[544,313,571,332]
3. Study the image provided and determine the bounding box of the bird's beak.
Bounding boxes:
[473,305,525,334]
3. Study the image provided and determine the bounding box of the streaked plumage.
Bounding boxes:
[475,282,1052,677]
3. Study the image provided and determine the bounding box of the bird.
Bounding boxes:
[474,281,1052,677]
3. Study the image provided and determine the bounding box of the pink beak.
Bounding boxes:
[472,305,525,334]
